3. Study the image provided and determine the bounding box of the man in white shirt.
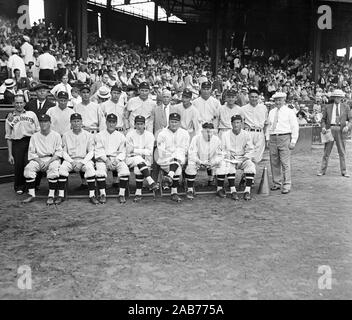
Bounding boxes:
[156,113,190,202]
[125,82,155,133]
[20,36,34,66]
[46,91,74,136]
[125,116,159,202]
[241,88,268,163]
[37,47,57,85]
[95,114,130,204]
[50,75,73,106]
[7,48,26,78]
[23,114,62,205]
[266,92,299,194]
[185,122,226,200]
[56,113,96,205]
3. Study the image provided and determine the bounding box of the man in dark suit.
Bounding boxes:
[25,83,56,189]
[25,83,55,117]
[318,89,352,177]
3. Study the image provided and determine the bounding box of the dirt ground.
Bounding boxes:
[1,142,352,300]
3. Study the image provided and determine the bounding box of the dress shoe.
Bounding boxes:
[243,192,252,201]
[216,188,226,198]
[55,196,65,205]
[270,185,281,191]
[231,192,240,201]
[46,197,55,206]
[133,195,142,203]
[171,193,182,203]
[149,182,159,191]
[99,194,106,204]
[162,175,173,189]
[118,195,126,204]
[281,189,290,194]
[317,172,325,176]
[89,196,100,205]
[22,196,36,204]
[342,173,350,178]
[186,190,194,200]
[16,190,24,195]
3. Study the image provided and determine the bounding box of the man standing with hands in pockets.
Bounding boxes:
[266,92,299,194]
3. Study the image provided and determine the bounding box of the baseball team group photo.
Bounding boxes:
[0,0,352,301]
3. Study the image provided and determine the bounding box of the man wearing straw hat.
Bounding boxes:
[317,89,352,177]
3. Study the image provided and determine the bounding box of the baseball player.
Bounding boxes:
[241,88,268,163]
[218,89,243,138]
[192,81,221,185]
[23,114,62,205]
[220,115,256,201]
[5,94,40,194]
[56,113,97,205]
[124,82,155,133]
[46,91,75,136]
[156,113,190,202]
[125,115,158,203]
[95,113,130,204]
[171,89,201,140]
[185,122,226,200]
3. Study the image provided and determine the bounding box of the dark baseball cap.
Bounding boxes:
[34,83,49,91]
[182,89,192,98]
[169,113,181,121]
[139,82,150,90]
[226,89,237,96]
[111,85,122,93]
[57,91,69,99]
[231,114,243,122]
[70,113,82,121]
[106,113,117,122]
[201,81,212,89]
[80,85,91,92]
[39,114,51,122]
[202,122,214,129]
[134,115,145,124]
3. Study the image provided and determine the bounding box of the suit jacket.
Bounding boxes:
[153,104,168,138]
[3,89,15,105]
[321,103,352,131]
[25,99,56,117]
[67,70,77,83]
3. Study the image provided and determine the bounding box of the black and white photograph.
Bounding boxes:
[0,0,352,303]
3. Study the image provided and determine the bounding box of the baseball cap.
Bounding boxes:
[226,89,237,96]
[182,89,192,98]
[57,91,69,99]
[106,113,117,122]
[111,85,122,93]
[80,85,91,93]
[231,114,243,122]
[134,115,145,124]
[139,82,150,90]
[201,81,212,89]
[202,122,214,129]
[70,113,82,121]
[38,114,51,122]
[169,113,181,121]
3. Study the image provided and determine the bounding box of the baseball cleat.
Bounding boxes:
[243,192,251,201]
[22,196,36,204]
[46,197,55,206]
[216,188,226,198]
[186,190,194,200]
[171,193,182,203]
[133,195,142,203]
[118,195,126,204]
[162,175,173,189]
[281,189,290,194]
[99,194,106,204]
[55,196,65,205]
[89,196,100,205]
[231,192,240,201]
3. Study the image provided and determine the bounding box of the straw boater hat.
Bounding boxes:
[330,89,345,98]
[272,92,287,99]
[4,79,16,89]
[97,86,111,99]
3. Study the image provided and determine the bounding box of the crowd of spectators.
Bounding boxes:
[2,15,352,126]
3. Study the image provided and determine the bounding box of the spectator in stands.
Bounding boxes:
[3,78,17,105]
[297,111,308,125]
[37,46,57,85]
[7,48,26,78]
[20,35,34,66]
[50,74,72,104]
[14,68,30,90]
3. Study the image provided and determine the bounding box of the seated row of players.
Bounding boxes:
[22,109,256,205]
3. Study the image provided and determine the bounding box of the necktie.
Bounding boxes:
[272,108,279,131]
[335,104,340,125]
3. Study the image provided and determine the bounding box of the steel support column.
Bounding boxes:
[312,0,321,83]
[76,0,88,60]
[211,0,222,75]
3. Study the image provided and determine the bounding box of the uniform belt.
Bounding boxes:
[247,128,262,132]
[270,133,290,136]
[115,127,124,132]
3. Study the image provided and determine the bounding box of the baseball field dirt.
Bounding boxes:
[1,143,352,299]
